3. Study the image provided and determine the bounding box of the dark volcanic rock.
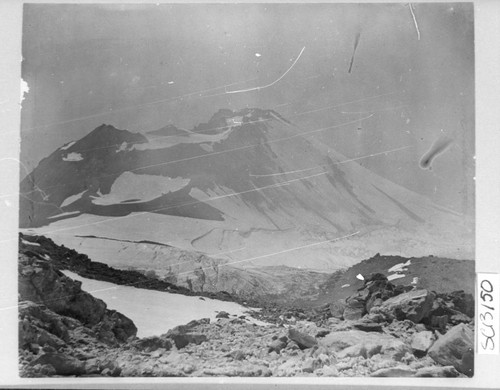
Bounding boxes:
[288,328,318,350]
[166,325,208,349]
[94,310,137,345]
[131,336,173,352]
[449,291,474,318]
[352,321,383,332]
[30,353,86,376]
[171,333,208,349]
[19,319,66,351]
[371,289,434,323]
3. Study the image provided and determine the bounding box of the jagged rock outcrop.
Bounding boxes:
[317,272,474,332]
[19,252,137,345]
[18,248,138,377]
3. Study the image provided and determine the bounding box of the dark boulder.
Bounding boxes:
[352,321,383,332]
[371,289,434,323]
[448,290,475,318]
[166,325,208,349]
[288,328,318,350]
[131,336,173,352]
[94,310,137,345]
[29,353,86,376]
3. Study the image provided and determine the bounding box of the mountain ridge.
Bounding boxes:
[20,107,473,280]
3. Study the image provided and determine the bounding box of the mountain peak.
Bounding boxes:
[192,107,291,135]
[85,124,147,144]
[64,124,148,154]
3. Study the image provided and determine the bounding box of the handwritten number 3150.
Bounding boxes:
[480,279,495,350]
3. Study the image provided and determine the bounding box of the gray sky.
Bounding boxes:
[20,3,474,215]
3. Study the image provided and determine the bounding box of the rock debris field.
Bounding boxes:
[18,234,474,378]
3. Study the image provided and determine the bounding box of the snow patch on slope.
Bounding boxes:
[61,190,86,208]
[62,152,83,162]
[387,273,406,281]
[388,260,412,273]
[90,171,190,205]
[21,239,39,247]
[62,270,266,337]
[60,141,76,151]
[48,211,80,219]
[116,142,134,153]
[133,127,234,151]
[387,259,411,281]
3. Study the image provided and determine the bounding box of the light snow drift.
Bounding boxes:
[47,211,80,219]
[62,152,83,162]
[60,190,86,208]
[21,239,39,247]
[60,141,76,151]
[62,270,266,338]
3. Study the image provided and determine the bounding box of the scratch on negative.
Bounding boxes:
[225,46,306,94]
[409,3,421,41]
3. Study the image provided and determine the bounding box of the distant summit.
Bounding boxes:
[81,124,148,148]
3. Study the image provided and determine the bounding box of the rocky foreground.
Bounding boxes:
[19,235,474,378]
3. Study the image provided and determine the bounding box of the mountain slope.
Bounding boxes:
[20,108,473,278]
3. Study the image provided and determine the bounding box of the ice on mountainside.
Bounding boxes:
[61,190,87,208]
[48,211,81,219]
[62,152,83,161]
[60,141,76,150]
[90,172,191,206]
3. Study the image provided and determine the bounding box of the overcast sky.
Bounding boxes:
[20,3,474,215]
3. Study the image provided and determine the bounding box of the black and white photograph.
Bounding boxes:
[5,1,484,381]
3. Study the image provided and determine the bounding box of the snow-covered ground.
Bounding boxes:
[62,270,266,338]
[90,172,190,205]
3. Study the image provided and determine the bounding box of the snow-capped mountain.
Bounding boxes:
[19,108,473,293]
